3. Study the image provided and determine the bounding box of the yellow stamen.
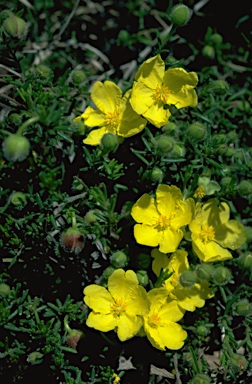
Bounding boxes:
[110,298,127,317]
[105,111,120,127]
[200,224,215,243]
[156,214,170,230]
[148,312,160,328]
[194,185,206,199]
[153,85,170,103]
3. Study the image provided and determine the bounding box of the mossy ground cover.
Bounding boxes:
[0,1,251,383]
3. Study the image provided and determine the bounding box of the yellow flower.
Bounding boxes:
[130,54,198,128]
[152,249,214,311]
[112,373,120,384]
[75,81,147,145]
[189,199,246,262]
[131,184,195,254]
[83,269,149,341]
[143,288,187,350]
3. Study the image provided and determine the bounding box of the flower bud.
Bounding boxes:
[238,180,252,198]
[2,134,30,162]
[155,135,174,153]
[191,373,211,384]
[100,133,119,153]
[136,270,149,286]
[84,210,97,224]
[210,33,223,45]
[212,79,229,95]
[60,228,85,255]
[0,283,11,297]
[118,29,130,44]
[110,251,128,268]
[230,353,248,371]
[103,266,116,279]
[187,122,206,141]
[212,134,226,146]
[224,147,236,157]
[27,351,43,365]
[196,325,210,337]
[217,145,227,155]
[71,69,86,85]
[212,266,232,286]
[137,253,151,269]
[220,176,232,188]
[202,45,215,59]
[179,270,197,287]
[244,226,252,242]
[235,299,252,316]
[171,142,186,158]
[35,64,52,79]
[161,122,177,135]
[10,191,27,208]
[238,252,252,270]
[149,167,164,182]
[196,263,214,281]
[3,15,26,38]
[169,5,192,27]
[8,113,21,124]
[66,329,84,350]
[236,100,250,112]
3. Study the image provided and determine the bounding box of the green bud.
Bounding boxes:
[202,45,215,59]
[8,113,21,124]
[161,122,177,135]
[230,353,248,371]
[238,180,252,198]
[196,325,210,337]
[212,134,226,146]
[0,283,11,297]
[118,29,130,43]
[212,266,232,286]
[155,135,174,153]
[171,142,186,158]
[169,5,192,27]
[217,145,227,155]
[220,176,232,188]
[212,79,229,95]
[224,147,236,157]
[100,133,119,153]
[196,263,214,281]
[10,191,27,208]
[66,328,84,349]
[235,299,252,316]
[150,167,164,182]
[227,131,237,141]
[2,134,30,162]
[27,351,44,365]
[121,200,134,219]
[110,251,128,268]
[187,122,206,141]
[236,100,250,112]
[71,69,86,85]
[60,228,85,255]
[233,150,243,161]
[166,56,177,65]
[103,266,116,279]
[210,33,223,45]
[137,253,151,269]
[220,165,231,175]
[71,118,86,135]
[191,373,211,384]
[35,64,52,79]
[136,270,149,286]
[179,270,197,287]
[84,210,97,224]
[238,252,252,270]
[3,15,26,38]
[243,226,252,242]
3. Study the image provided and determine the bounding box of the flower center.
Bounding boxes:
[156,214,170,230]
[153,85,170,103]
[105,111,120,127]
[194,186,205,199]
[200,224,215,243]
[148,312,160,328]
[110,298,127,317]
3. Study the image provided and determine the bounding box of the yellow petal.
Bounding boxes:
[83,127,115,146]
[131,193,159,224]
[159,227,183,253]
[158,298,185,322]
[84,284,113,312]
[86,311,117,332]
[214,220,246,249]
[151,249,170,277]
[134,54,164,89]
[192,238,232,262]
[134,224,161,247]
[171,198,195,229]
[156,184,176,217]
[171,281,213,312]
[117,313,144,341]
[91,81,122,114]
[82,106,106,127]
[130,81,156,115]
[108,269,138,301]
[169,250,189,275]
[141,101,171,128]
[164,68,198,108]
[144,319,187,350]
